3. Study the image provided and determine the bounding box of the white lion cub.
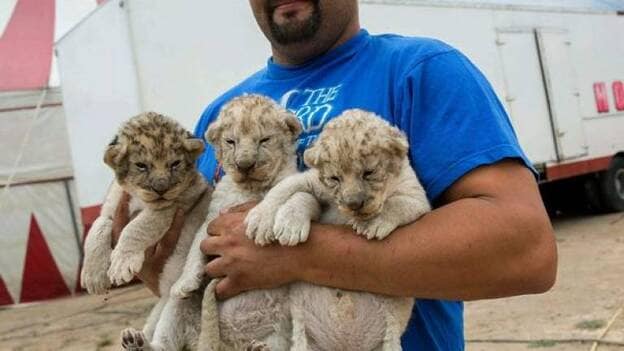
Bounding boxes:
[246,109,431,351]
[172,94,317,351]
[80,112,212,349]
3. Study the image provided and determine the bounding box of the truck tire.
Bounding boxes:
[599,157,624,212]
[583,176,605,213]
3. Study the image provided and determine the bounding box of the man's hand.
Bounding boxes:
[111,192,184,296]
[200,202,301,300]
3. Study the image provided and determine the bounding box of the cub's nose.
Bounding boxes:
[346,199,365,211]
[236,160,256,173]
[151,178,169,195]
[344,194,367,211]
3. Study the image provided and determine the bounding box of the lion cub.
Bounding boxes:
[169,94,315,351]
[246,109,431,350]
[80,112,212,349]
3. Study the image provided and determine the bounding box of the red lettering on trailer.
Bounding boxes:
[614,81,624,111]
[594,82,610,113]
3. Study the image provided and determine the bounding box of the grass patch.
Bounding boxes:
[528,340,557,348]
[575,319,606,330]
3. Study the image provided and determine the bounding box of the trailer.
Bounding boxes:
[55,0,624,223]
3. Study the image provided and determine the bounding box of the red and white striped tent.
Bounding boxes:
[0,0,104,305]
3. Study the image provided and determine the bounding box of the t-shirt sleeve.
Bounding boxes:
[193,103,220,184]
[396,49,533,202]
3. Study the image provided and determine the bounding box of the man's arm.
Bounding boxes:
[202,160,557,300]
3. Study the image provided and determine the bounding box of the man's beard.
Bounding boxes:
[267,0,321,45]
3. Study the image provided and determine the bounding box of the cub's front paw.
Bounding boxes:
[107,250,144,286]
[244,204,276,246]
[80,264,111,295]
[351,216,397,241]
[121,328,149,351]
[272,204,310,246]
[246,340,271,351]
[171,272,203,298]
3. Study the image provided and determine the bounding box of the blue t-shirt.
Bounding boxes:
[194,29,531,350]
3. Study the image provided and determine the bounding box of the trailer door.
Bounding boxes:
[496,30,557,164]
[536,30,588,160]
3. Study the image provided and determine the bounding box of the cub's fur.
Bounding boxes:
[246,109,431,351]
[174,94,315,351]
[79,112,211,351]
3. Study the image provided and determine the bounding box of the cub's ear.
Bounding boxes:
[103,135,127,169]
[384,127,409,159]
[283,112,302,141]
[183,137,205,160]
[205,120,222,146]
[303,142,323,168]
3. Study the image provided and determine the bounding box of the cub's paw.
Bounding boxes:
[246,340,271,351]
[244,204,276,246]
[351,216,397,241]
[80,265,111,295]
[107,250,144,286]
[171,273,203,298]
[273,204,311,246]
[121,328,148,351]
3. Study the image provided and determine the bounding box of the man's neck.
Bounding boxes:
[271,21,361,66]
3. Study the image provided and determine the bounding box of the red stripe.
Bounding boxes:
[0,0,55,91]
[20,214,71,303]
[81,205,102,239]
[0,276,14,306]
[546,156,613,182]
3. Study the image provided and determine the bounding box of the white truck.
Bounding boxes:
[56,0,624,221]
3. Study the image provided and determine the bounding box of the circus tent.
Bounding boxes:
[0,0,102,305]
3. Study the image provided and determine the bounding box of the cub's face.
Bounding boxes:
[206,95,302,191]
[104,112,204,209]
[304,109,409,220]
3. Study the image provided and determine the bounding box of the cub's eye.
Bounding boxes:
[259,137,271,144]
[225,139,236,145]
[363,170,375,180]
[135,162,148,171]
[170,160,182,169]
[328,176,341,183]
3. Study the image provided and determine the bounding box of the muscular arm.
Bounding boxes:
[202,160,557,301]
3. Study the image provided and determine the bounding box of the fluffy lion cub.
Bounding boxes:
[80,112,212,349]
[169,94,316,351]
[246,109,431,351]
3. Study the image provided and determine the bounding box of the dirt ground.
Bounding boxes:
[1,212,623,351]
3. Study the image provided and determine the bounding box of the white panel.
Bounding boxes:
[496,31,556,164]
[30,182,81,293]
[127,0,269,130]
[56,0,141,207]
[50,0,98,87]
[54,0,97,41]
[0,105,73,185]
[0,193,31,302]
[583,116,624,157]
[537,30,587,160]
[0,0,18,36]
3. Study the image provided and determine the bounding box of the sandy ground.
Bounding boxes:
[0,212,623,350]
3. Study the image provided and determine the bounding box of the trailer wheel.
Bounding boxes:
[599,157,624,212]
[583,176,605,213]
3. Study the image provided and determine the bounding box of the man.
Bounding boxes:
[120,0,557,349]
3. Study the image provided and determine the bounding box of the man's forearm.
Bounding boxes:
[295,195,556,301]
